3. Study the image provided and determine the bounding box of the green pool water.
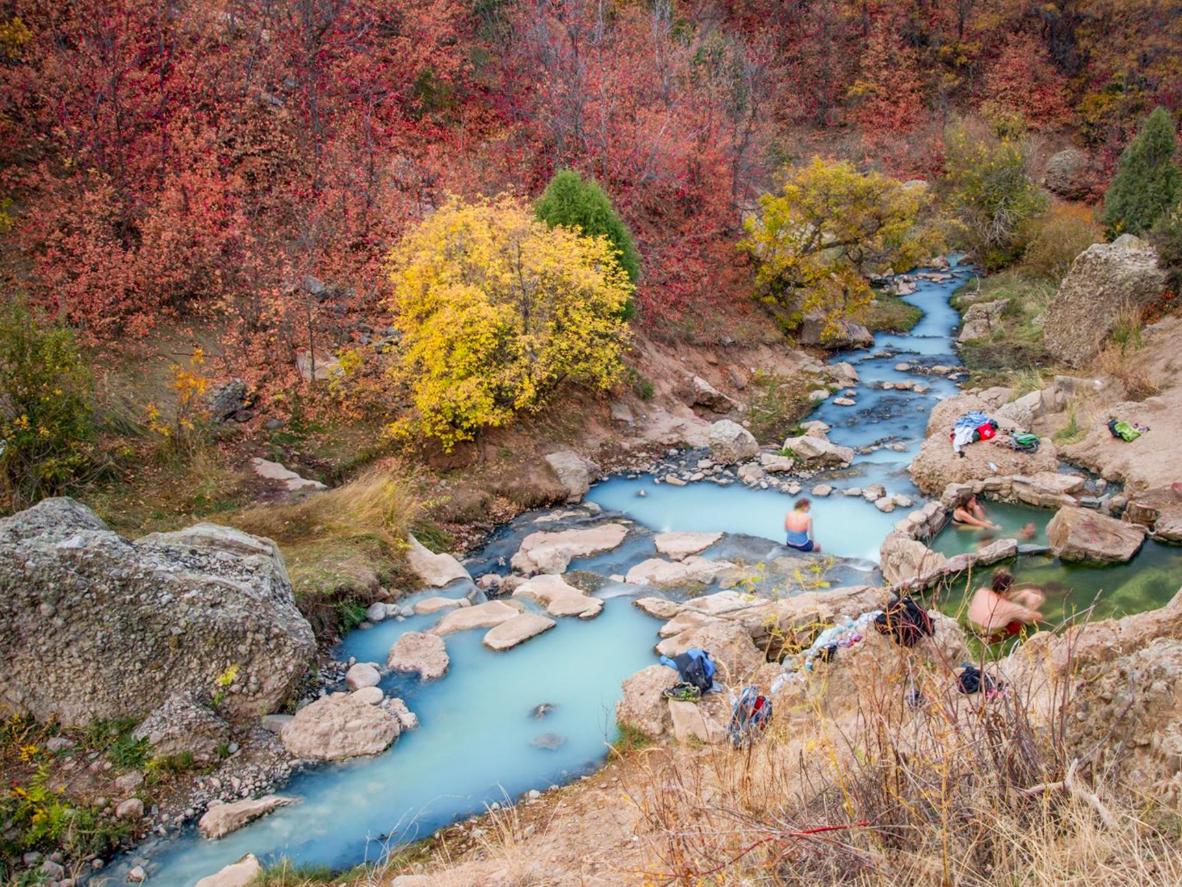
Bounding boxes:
[930,500,1052,557]
[932,538,1182,630]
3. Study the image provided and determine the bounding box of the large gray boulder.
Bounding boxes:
[1047,506,1146,563]
[1043,236,1167,367]
[132,694,231,764]
[280,694,400,760]
[957,299,1007,343]
[0,499,316,726]
[544,450,600,502]
[706,419,758,464]
[1043,148,1094,200]
[780,433,854,468]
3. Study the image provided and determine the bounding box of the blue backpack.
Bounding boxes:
[666,647,716,693]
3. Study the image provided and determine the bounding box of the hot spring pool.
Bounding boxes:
[929,500,1053,557]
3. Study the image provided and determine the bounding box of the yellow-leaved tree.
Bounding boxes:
[743,158,942,341]
[387,195,633,450]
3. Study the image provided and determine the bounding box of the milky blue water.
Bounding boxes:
[125,261,986,885]
[587,262,975,561]
[141,588,661,884]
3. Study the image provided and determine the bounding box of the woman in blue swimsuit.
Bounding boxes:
[784,498,821,552]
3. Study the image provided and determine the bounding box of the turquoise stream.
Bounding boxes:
[132,259,1180,884]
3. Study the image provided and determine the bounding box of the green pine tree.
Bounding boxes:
[1102,106,1182,238]
[535,169,641,284]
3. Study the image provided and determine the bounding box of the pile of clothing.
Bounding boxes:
[950,411,999,456]
[770,610,882,694]
[1108,418,1149,442]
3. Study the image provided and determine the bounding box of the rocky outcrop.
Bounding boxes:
[799,312,874,350]
[655,619,765,677]
[668,695,729,744]
[510,523,629,574]
[195,854,263,887]
[909,431,1058,496]
[345,662,381,690]
[280,694,400,760]
[957,299,1007,342]
[615,665,679,737]
[512,574,603,618]
[682,375,734,413]
[132,695,231,764]
[1046,505,1146,563]
[633,597,681,619]
[413,596,470,615]
[1043,236,1167,367]
[405,535,471,587]
[387,631,449,680]
[653,531,721,560]
[0,499,315,726]
[779,433,854,468]
[1043,147,1094,200]
[250,457,326,493]
[544,450,600,502]
[432,600,523,635]
[879,533,950,587]
[706,419,759,463]
[483,613,556,651]
[199,795,296,840]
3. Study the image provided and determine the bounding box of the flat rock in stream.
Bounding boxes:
[634,597,681,619]
[432,600,522,635]
[1047,506,1146,564]
[653,531,722,560]
[510,523,629,574]
[199,795,297,840]
[413,596,471,615]
[195,854,262,887]
[280,695,400,761]
[625,556,736,588]
[512,574,603,619]
[386,631,449,680]
[483,613,557,651]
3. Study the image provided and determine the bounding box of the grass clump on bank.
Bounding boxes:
[744,372,816,445]
[862,292,922,333]
[953,270,1058,385]
[229,465,423,639]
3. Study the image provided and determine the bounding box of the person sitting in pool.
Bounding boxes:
[968,568,1044,639]
[952,495,998,530]
[1018,521,1037,541]
[784,498,821,553]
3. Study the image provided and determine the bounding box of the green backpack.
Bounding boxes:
[1010,432,1040,452]
[1108,419,1142,442]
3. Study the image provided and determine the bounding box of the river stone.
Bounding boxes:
[706,420,758,464]
[653,531,722,560]
[531,732,567,750]
[132,694,231,764]
[799,313,873,349]
[345,662,381,691]
[432,600,522,635]
[957,299,1007,342]
[483,613,557,651]
[510,523,629,574]
[383,697,419,731]
[350,686,384,705]
[616,665,679,737]
[633,597,681,620]
[780,434,854,468]
[405,535,471,587]
[544,450,600,502]
[512,574,602,619]
[0,499,316,727]
[683,375,733,412]
[386,631,449,680]
[199,796,296,840]
[624,556,735,588]
[280,695,400,760]
[115,798,143,819]
[682,590,758,617]
[194,854,262,887]
[759,452,795,473]
[1043,236,1167,367]
[1047,506,1146,563]
[412,596,470,615]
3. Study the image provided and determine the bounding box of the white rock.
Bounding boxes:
[280,696,399,760]
[653,531,722,560]
[811,484,833,497]
[364,602,388,623]
[545,450,600,502]
[115,798,143,819]
[405,535,471,588]
[383,697,419,731]
[512,574,603,619]
[633,597,681,619]
[432,600,522,636]
[350,686,384,705]
[483,613,557,651]
[833,397,856,406]
[194,854,263,887]
[625,557,735,588]
[199,796,296,840]
[345,662,380,691]
[510,523,629,574]
[706,419,759,464]
[387,631,450,679]
[412,596,470,615]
